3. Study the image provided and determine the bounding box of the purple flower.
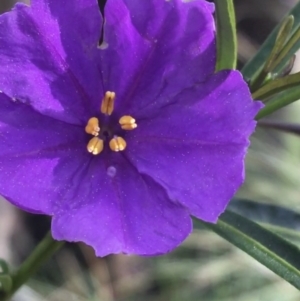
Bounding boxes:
[0,0,261,256]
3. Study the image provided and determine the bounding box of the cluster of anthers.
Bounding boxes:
[85,91,137,155]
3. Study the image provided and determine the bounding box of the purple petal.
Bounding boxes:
[125,71,263,222]
[0,93,87,214]
[0,1,103,124]
[100,0,215,114]
[0,0,260,256]
[52,152,191,256]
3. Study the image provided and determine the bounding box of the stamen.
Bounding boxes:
[85,117,100,136]
[101,91,116,115]
[109,136,127,152]
[87,137,104,155]
[119,115,137,130]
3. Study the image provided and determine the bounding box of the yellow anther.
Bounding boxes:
[87,137,104,155]
[85,117,100,136]
[119,115,137,130]
[109,136,127,152]
[101,91,116,115]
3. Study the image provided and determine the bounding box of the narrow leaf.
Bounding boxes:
[250,16,294,91]
[265,16,294,72]
[197,210,300,290]
[272,24,300,72]
[215,0,237,71]
[228,199,300,243]
[229,199,300,230]
[242,2,300,79]
[255,86,300,119]
[252,71,300,100]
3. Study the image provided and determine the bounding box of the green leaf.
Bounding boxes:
[228,199,300,243]
[229,199,300,231]
[272,25,300,72]
[196,210,300,290]
[250,16,294,91]
[215,0,237,71]
[255,86,300,120]
[242,2,300,79]
[264,16,294,72]
[252,71,300,100]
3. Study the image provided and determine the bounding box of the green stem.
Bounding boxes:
[2,232,64,301]
[0,275,12,294]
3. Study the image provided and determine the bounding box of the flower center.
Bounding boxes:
[85,91,137,155]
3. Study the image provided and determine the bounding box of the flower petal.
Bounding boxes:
[125,71,263,222]
[0,93,87,214]
[0,1,103,124]
[52,152,191,256]
[100,0,215,114]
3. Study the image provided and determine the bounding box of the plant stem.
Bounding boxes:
[2,232,64,301]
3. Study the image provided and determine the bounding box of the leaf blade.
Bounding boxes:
[252,72,300,100]
[242,2,300,79]
[255,86,300,120]
[197,210,300,289]
[215,0,237,71]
